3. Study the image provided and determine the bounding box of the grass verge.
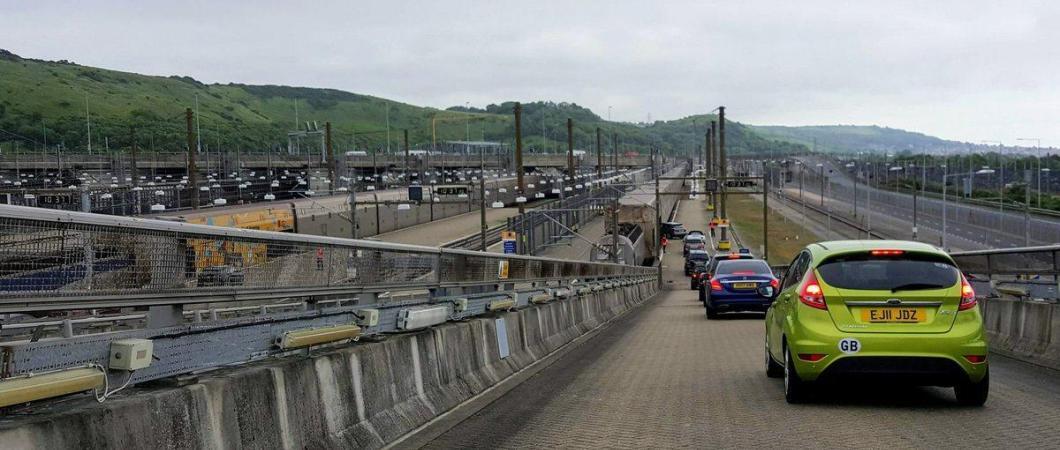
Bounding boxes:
[725,194,821,265]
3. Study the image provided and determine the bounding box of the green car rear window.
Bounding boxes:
[816,252,959,291]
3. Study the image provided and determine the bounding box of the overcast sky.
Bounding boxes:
[3,1,1059,146]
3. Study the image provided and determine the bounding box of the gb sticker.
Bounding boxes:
[838,338,861,354]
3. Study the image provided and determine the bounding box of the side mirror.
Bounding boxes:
[757,285,777,299]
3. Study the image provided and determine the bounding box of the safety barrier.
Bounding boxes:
[0,203,655,409]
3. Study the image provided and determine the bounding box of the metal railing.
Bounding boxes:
[0,202,657,399]
[0,204,653,314]
[950,245,1060,278]
[946,245,1060,302]
[0,178,304,215]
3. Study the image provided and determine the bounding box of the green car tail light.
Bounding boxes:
[958,274,976,311]
[800,271,827,310]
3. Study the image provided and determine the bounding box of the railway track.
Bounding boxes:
[776,190,890,239]
[441,224,506,250]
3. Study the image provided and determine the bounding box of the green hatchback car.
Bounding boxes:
[762,240,988,405]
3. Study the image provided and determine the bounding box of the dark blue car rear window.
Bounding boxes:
[715,260,771,274]
[688,252,709,261]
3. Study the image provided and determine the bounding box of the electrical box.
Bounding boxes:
[396,306,450,330]
[452,298,468,312]
[109,339,154,371]
[356,309,380,327]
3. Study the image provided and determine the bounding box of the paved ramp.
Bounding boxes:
[423,198,1060,448]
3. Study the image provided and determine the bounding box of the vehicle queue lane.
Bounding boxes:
[420,197,1060,449]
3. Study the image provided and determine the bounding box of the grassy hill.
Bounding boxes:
[0,49,806,158]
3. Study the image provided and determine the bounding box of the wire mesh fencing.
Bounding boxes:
[0,203,652,313]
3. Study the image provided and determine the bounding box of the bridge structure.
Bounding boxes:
[0,160,1059,448]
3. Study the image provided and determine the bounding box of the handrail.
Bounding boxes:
[0,203,653,313]
[948,244,1060,257]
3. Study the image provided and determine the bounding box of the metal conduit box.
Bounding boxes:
[356,309,380,327]
[109,339,154,371]
[276,324,362,349]
[396,306,450,330]
[452,298,469,312]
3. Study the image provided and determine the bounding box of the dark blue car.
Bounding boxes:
[702,259,777,319]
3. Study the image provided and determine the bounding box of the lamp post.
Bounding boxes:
[1017,138,1042,208]
[981,140,1003,213]
[816,163,824,207]
[846,161,857,218]
[943,168,994,250]
[889,165,910,238]
[797,160,806,224]
[480,136,487,251]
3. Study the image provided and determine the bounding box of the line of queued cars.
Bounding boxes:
[673,220,989,406]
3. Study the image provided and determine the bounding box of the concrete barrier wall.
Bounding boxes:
[981,296,1060,370]
[0,281,658,449]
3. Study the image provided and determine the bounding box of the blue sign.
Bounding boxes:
[408,186,423,202]
[738,248,751,254]
[503,240,517,254]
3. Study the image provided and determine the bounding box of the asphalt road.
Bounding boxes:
[421,197,1060,449]
[789,156,1060,250]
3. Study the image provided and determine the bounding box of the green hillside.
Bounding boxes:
[0,49,805,157]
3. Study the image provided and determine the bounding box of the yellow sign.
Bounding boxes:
[861,308,926,323]
[498,260,510,279]
[500,231,517,241]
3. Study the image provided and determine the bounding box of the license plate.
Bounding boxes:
[732,282,757,289]
[860,308,925,323]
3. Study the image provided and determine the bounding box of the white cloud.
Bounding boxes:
[2,0,1058,146]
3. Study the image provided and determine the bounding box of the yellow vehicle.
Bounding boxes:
[184,207,296,270]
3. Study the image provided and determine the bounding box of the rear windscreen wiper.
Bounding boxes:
[891,283,946,293]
